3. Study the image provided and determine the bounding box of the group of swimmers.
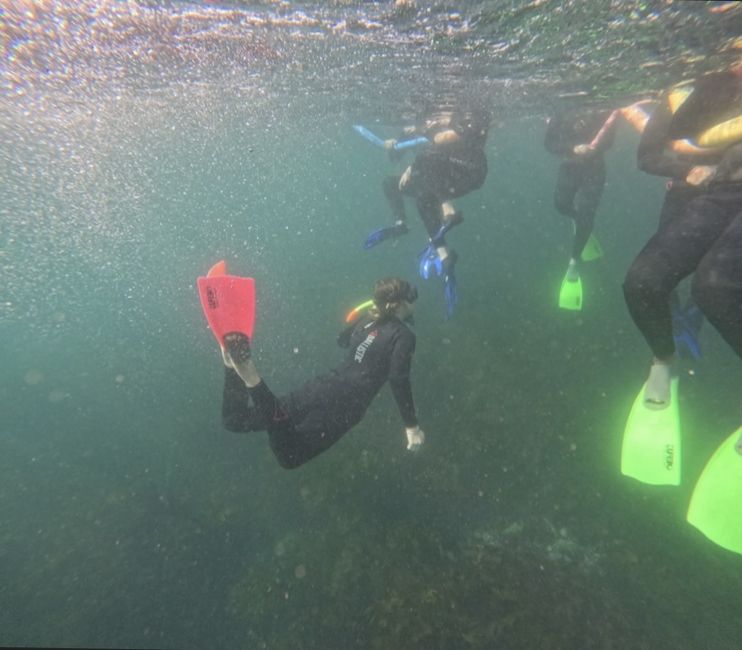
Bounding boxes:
[215,59,741,486]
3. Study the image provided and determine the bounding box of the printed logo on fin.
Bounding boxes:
[206,287,219,310]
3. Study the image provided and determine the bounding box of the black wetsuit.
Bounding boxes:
[623,71,742,359]
[384,112,489,238]
[222,314,417,468]
[544,109,616,260]
[637,92,715,229]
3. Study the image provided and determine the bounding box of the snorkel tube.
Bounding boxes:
[353,125,430,151]
[345,299,374,323]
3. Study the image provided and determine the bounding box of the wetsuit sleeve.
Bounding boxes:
[637,92,694,180]
[388,329,417,428]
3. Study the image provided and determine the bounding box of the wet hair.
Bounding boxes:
[370,277,417,321]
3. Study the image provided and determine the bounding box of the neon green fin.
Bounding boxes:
[582,234,604,262]
[558,272,582,311]
[621,378,681,486]
[687,427,742,554]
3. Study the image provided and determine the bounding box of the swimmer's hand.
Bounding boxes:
[384,139,398,151]
[405,425,425,452]
[573,143,595,156]
[686,165,716,186]
[399,165,413,191]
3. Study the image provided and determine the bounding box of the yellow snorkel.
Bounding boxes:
[345,299,374,323]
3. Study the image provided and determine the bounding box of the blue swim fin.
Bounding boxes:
[672,302,703,360]
[418,246,443,279]
[363,222,408,250]
[430,212,464,246]
[444,272,458,318]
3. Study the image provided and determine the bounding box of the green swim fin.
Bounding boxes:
[559,271,583,311]
[582,234,604,262]
[687,426,742,554]
[621,378,681,486]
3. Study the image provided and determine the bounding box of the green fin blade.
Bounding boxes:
[582,234,604,262]
[559,273,583,311]
[687,426,742,554]
[621,378,681,486]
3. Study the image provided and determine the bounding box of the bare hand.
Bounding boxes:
[686,165,716,186]
[573,144,595,156]
[384,139,397,151]
[398,166,413,191]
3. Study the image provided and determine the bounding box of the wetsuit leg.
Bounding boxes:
[658,183,703,228]
[249,380,349,469]
[383,175,407,223]
[221,368,266,433]
[691,190,742,359]
[572,156,606,260]
[409,150,486,238]
[658,183,705,313]
[553,160,580,219]
[623,189,736,359]
[416,193,444,238]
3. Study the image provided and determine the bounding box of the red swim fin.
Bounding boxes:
[207,260,227,278]
[197,263,255,345]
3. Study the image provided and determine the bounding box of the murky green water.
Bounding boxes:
[2,2,741,648]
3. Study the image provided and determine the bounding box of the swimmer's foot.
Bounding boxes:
[224,332,252,365]
[224,332,261,387]
[221,345,233,368]
[443,210,464,229]
[643,359,673,410]
[565,258,580,282]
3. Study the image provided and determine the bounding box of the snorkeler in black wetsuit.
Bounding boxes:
[623,61,742,407]
[544,108,617,267]
[221,277,425,469]
[629,86,720,361]
[366,106,489,315]
[368,107,489,257]
[382,108,489,243]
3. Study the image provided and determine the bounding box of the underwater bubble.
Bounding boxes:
[24,369,45,385]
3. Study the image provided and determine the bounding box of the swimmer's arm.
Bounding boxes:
[432,129,460,145]
[638,93,695,180]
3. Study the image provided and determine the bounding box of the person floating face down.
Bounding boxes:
[364,105,490,315]
[544,107,618,281]
[622,58,742,410]
[220,277,425,469]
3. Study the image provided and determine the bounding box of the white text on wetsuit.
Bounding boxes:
[354,329,378,363]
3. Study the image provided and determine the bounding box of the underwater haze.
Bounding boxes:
[2,1,742,648]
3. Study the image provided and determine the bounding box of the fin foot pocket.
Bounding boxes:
[224,332,252,363]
